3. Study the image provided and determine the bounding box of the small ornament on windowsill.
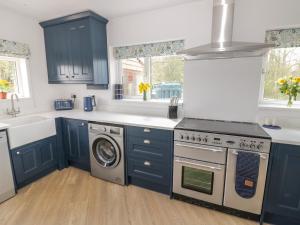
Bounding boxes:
[139,82,151,101]
[0,79,12,99]
[277,76,300,107]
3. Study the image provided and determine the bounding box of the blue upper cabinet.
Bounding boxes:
[263,143,300,224]
[40,11,109,88]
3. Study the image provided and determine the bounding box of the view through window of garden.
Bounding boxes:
[263,47,300,101]
[122,55,184,100]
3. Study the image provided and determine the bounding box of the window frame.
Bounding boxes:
[0,55,31,99]
[119,55,184,101]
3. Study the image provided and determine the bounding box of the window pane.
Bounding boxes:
[122,58,145,98]
[0,59,17,92]
[263,47,300,101]
[151,56,184,99]
[121,55,184,100]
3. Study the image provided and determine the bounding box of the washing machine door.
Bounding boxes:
[92,134,121,168]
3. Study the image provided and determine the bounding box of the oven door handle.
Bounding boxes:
[175,143,224,153]
[232,150,267,160]
[175,159,222,171]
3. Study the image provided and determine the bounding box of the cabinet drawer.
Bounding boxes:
[127,158,170,185]
[127,137,172,162]
[127,126,172,141]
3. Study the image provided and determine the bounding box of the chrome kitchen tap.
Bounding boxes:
[7,94,20,117]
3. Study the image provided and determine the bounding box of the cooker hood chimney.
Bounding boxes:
[178,0,274,60]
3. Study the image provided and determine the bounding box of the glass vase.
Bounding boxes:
[143,91,147,101]
[287,95,293,107]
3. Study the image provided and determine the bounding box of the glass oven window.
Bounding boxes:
[182,166,214,195]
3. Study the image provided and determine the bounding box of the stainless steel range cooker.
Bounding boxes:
[173,118,271,215]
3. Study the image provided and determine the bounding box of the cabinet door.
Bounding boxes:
[266,143,300,219]
[39,137,58,171]
[64,119,90,171]
[66,19,93,82]
[44,25,70,82]
[11,144,40,184]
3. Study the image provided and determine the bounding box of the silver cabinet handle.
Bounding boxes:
[144,161,151,166]
[16,151,20,155]
[144,128,151,133]
[144,140,150,144]
[175,143,224,153]
[175,159,222,171]
[80,123,85,126]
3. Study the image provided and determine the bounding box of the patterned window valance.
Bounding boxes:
[113,40,184,59]
[0,39,31,58]
[265,28,300,48]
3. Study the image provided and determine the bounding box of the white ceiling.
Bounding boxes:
[0,0,201,21]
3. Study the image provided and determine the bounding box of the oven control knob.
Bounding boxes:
[186,136,190,140]
[191,136,195,141]
[257,144,263,151]
[197,137,201,142]
[180,134,184,139]
[240,142,245,148]
[203,138,208,143]
[250,144,256,150]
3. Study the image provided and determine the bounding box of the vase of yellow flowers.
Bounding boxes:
[0,79,11,99]
[139,82,151,101]
[277,76,300,107]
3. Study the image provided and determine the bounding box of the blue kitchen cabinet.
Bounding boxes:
[63,119,90,171]
[126,126,173,195]
[11,136,58,189]
[40,11,109,88]
[263,143,300,225]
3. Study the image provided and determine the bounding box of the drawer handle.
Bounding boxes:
[144,161,151,166]
[144,128,151,133]
[16,151,20,155]
[144,140,150,144]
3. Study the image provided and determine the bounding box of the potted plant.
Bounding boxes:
[0,79,11,99]
[277,76,300,107]
[139,82,151,101]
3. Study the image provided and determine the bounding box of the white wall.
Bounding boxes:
[0,6,65,118]
[1,0,299,123]
[105,0,300,123]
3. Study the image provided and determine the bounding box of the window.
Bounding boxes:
[121,55,184,100]
[261,28,300,105]
[113,40,184,101]
[0,56,30,98]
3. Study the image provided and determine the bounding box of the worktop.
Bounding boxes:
[263,127,300,146]
[0,123,9,130]
[1,110,181,130]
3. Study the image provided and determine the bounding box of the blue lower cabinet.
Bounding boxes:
[263,143,300,225]
[63,119,90,171]
[126,126,173,195]
[11,136,58,189]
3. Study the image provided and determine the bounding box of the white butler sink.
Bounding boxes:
[2,115,56,149]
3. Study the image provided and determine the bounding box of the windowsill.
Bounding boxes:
[111,98,183,106]
[0,97,31,103]
[258,101,300,111]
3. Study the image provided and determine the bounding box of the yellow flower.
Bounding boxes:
[292,76,300,84]
[138,82,151,94]
[277,78,287,85]
[285,90,290,95]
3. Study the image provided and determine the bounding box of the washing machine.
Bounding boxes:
[88,122,125,185]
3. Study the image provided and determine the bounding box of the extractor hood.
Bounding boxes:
[178,0,275,60]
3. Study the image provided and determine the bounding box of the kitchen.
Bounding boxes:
[0,0,300,225]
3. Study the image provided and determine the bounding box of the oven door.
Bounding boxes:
[173,156,225,205]
[223,149,269,215]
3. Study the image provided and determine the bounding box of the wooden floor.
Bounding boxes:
[0,167,260,225]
